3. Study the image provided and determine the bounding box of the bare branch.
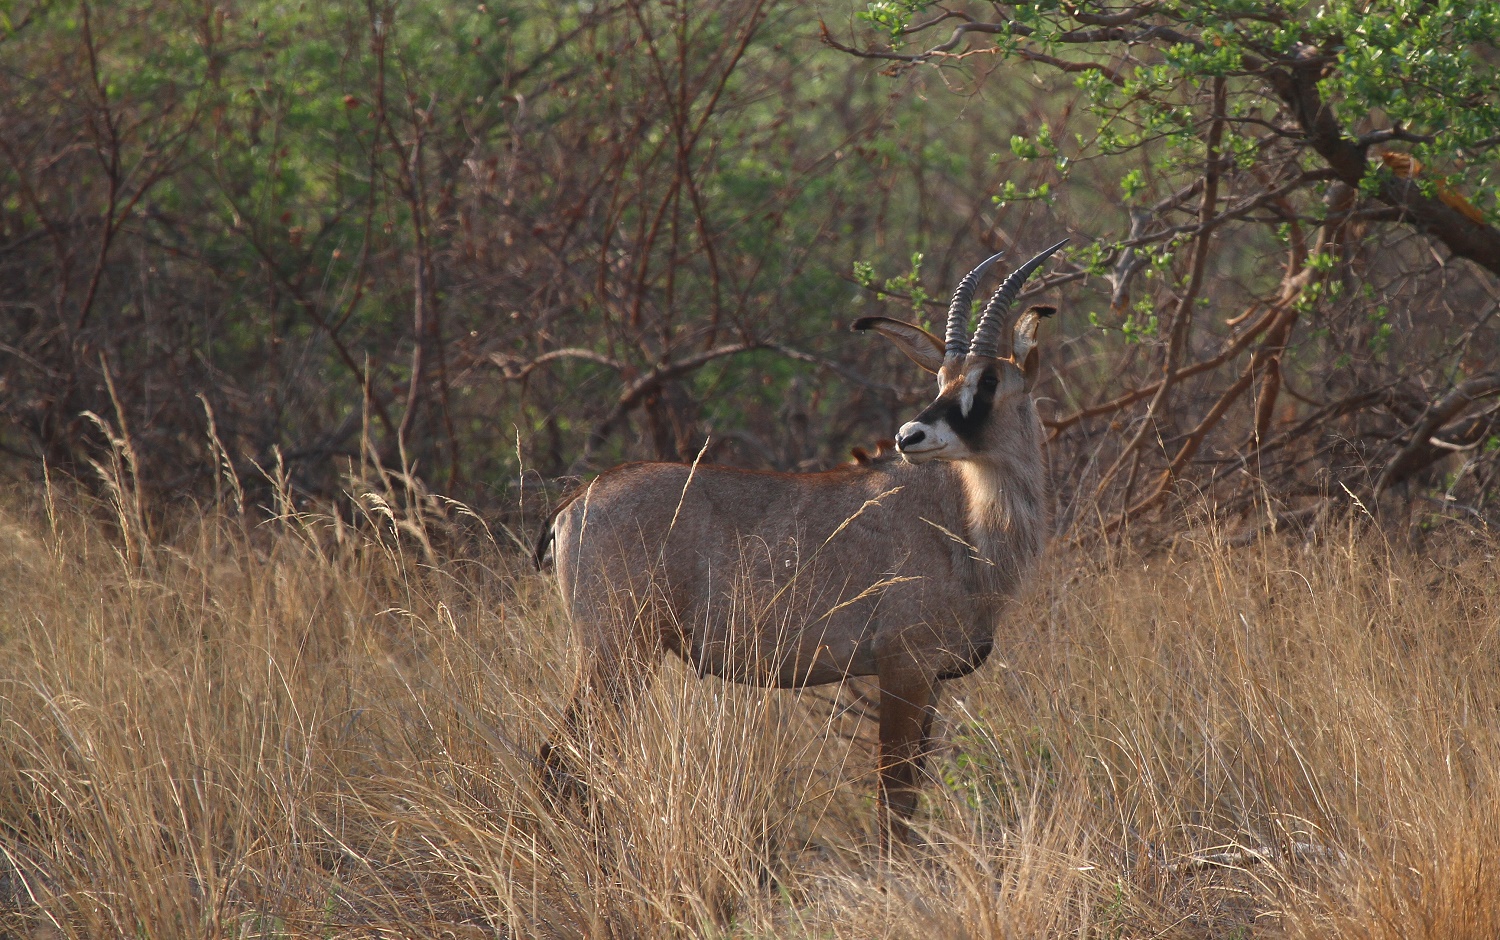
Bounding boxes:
[1047,301,1281,436]
[818,19,1006,65]
[1072,4,1158,28]
[1266,58,1500,277]
[1376,372,1500,493]
[894,8,972,37]
[490,347,625,382]
[575,341,765,469]
[1096,78,1229,501]
[1016,49,1125,86]
[1355,126,1438,149]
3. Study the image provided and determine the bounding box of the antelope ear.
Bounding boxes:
[1022,345,1042,392]
[1012,304,1055,364]
[1015,305,1054,392]
[851,315,946,374]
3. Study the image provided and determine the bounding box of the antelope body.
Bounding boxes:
[537,242,1067,843]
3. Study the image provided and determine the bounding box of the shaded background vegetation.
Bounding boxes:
[3,0,1500,537]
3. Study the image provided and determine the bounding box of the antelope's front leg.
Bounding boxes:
[875,656,938,850]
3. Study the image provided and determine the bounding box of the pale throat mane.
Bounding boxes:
[959,460,1026,529]
[955,444,1047,567]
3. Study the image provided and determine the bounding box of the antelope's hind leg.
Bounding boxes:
[538,599,665,808]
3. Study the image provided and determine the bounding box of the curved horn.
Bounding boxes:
[943,251,1005,359]
[970,239,1068,359]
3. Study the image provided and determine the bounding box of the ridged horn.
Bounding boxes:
[970,239,1068,359]
[943,251,1005,359]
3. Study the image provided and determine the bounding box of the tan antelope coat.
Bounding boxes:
[537,243,1066,844]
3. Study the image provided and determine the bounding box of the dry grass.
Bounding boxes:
[3,473,1500,938]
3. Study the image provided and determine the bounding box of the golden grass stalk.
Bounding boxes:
[2,472,1499,937]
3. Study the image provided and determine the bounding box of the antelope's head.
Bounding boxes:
[853,240,1066,465]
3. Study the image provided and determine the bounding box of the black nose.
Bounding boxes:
[896,429,925,451]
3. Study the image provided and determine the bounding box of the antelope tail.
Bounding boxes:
[533,523,556,571]
[534,505,565,571]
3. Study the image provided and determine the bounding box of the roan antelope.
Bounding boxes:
[536,241,1067,844]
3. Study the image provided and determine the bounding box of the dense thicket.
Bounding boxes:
[835,0,1500,534]
[3,1,1499,536]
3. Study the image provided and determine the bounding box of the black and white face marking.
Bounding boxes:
[963,367,999,418]
[895,361,1015,463]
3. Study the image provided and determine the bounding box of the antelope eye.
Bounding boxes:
[979,370,999,393]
